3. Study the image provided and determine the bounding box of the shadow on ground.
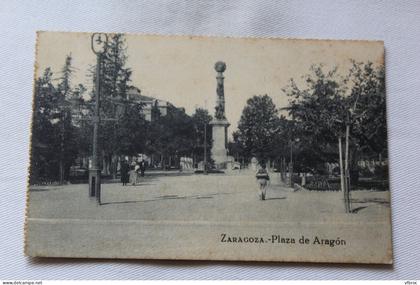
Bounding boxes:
[101,191,239,205]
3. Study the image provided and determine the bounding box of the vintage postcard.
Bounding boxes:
[25,32,392,263]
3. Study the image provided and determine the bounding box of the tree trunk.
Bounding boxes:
[102,152,111,176]
[349,147,360,187]
[281,157,286,182]
[338,136,348,213]
[345,125,351,213]
[111,155,118,179]
[160,154,165,170]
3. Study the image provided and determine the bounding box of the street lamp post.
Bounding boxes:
[89,33,108,204]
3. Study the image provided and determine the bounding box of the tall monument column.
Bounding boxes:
[210,61,230,168]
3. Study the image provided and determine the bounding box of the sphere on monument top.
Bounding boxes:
[214,61,226,73]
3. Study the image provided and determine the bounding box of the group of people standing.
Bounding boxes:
[119,156,270,200]
[120,158,146,186]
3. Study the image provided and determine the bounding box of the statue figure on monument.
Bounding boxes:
[214,61,226,120]
[210,61,230,168]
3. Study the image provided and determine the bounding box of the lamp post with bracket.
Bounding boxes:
[89,33,108,204]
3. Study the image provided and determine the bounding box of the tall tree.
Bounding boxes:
[146,105,195,169]
[30,68,58,183]
[115,102,148,156]
[282,65,348,169]
[236,95,279,162]
[282,62,387,179]
[191,108,213,165]
[56,54,78,183]
[91,34,134,176]
[72,83,91,168]
[347,61,387,160]
[30,57,80,184]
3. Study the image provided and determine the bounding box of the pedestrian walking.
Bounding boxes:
[134,161,141,184]
[120,159,130,186]
[256,162,270,200]
[129,160,138,185]
[140,160,146,177]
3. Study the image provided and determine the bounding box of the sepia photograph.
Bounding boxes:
[25,32,392,263]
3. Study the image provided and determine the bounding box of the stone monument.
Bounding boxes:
[210,61,230,168]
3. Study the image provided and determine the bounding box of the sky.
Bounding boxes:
[35,32,384,138]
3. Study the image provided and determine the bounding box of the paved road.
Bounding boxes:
[26,171,392,261]
[28,171,390,223]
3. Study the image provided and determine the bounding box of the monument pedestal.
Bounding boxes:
[210,119,230,169]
